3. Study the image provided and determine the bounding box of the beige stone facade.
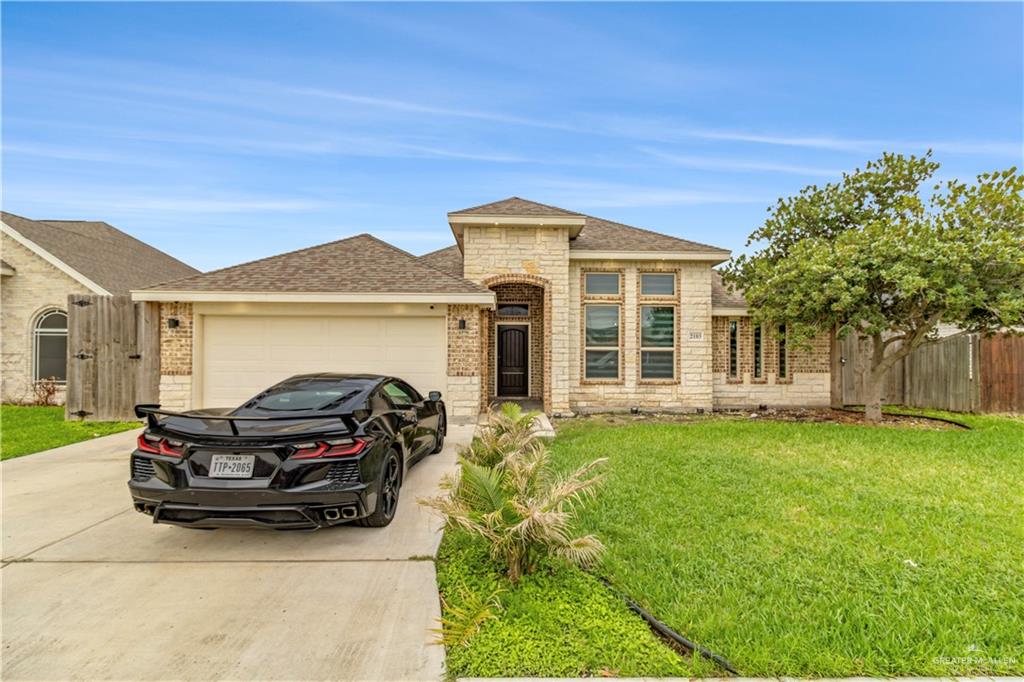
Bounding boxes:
[0,235,90,403]
[143,201,832,418]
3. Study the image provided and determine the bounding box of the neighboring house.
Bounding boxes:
[0,212,199,404]
[132,198,830,421]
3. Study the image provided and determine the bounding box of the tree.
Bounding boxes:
[724,152,1024,422]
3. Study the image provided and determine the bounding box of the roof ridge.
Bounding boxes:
[355,234,484,289]
[148,233,374,290]
[450,196,583,216]
[581,214,730,253]
[41,219,199,276]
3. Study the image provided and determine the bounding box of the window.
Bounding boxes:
[383,381,418,407]
[585,272,620,296]
[753,325,763,379]
[640,306,675,379]
[641,273,675,297]
[584,304,619,379]
[497,304,529,317]
[777,324,788,379]
[728,320,738,378]
[34,309,68,382]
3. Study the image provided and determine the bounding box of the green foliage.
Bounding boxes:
[725,152,1024,420]
[460,402,542,468]
[433,582,504,648]
[0,405,139,460]
[436,529,701,678]
[424,444,606,583]
[725,153,1024,345]
[549,415,1024,677]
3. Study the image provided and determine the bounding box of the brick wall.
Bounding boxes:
[710,315,830,407]
[487,283,545,401]
[159,302,193,375]
[0,234,91,403]
[446,304,484,421]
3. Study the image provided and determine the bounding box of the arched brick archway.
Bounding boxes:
[481,274,552,414]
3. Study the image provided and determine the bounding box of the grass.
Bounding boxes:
[437,529,717,678]
[1,405,139,460]
[545,411,1024,677]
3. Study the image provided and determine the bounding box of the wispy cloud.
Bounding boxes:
[537,179,769,208]
[7,186,329,215]
[641,147,843,176]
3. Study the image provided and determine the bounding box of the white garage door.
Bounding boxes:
[201,315,446,407]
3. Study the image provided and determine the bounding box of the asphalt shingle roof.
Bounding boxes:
[144,233,489,294]
[2,212,199,294]
[418,245,464,278]
[570,214,730,254]
[450,196,584,217]
[712,270,747,308]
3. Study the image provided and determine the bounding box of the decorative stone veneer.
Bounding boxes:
[568,261,714,412]
[159,375,193,412]
[462,226,569,413]
[0,234,90,404]
[710,316,830,407]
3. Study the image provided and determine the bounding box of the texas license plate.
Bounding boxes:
[209,454,255,479]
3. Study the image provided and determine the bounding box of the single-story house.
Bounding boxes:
[1,212,199,404]
[132,198,830,420]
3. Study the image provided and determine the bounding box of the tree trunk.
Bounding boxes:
[864,370,886,423]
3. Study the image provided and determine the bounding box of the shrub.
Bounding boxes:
[31,378,60,406]
[461,402,542,468]
[423,425,606,584]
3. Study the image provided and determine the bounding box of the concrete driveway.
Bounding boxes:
[1,424,472,681]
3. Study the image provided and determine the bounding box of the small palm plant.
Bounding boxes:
[460,402,543,468]
[424,437,606,584]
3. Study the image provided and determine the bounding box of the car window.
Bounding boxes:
[382,382,416,407]
[250,387,357,411]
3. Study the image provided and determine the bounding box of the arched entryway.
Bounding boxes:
[481,274,552,413]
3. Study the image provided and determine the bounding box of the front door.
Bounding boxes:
[497,325,529,396]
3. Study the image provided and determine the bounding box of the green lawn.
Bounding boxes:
[1,405,140,460]
[439,412,1024,678]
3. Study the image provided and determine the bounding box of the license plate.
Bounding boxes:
[209,454,255,479]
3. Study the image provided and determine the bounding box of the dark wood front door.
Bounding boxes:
[497,325,529,396]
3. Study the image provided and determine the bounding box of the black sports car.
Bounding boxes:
[128,373,446,530]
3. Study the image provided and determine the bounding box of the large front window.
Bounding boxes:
[584,304,619,379]
[34,309,68,382]
[585,273,620,296]
[640,306,675,379]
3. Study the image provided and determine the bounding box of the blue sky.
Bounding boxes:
[3,2,1022,271]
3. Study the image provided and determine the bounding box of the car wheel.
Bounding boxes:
[357,448,402,528]
[430,410,446,454]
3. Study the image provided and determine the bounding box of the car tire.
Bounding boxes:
[357,447,402,528]
[430,410,447,455]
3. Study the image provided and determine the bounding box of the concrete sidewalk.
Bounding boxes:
[2,425,472,681]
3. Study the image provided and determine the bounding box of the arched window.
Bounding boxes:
[34,309,68,382]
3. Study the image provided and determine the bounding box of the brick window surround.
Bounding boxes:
[580,268,625,385]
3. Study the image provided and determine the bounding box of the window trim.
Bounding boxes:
[496,303,530,318]
[728,318,739,380]
[777,324,789,381]
[583,303,621,381]
[33,308,68,384]
[583,271,621,298]
[639,304,676,382]
[639,271,677,298]
[753,324,764,381]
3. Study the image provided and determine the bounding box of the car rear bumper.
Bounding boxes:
[128,482,375,529]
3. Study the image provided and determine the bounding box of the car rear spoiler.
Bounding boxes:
[134,404,356,437]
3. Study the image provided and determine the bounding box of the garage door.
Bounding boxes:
[201,315,446,407]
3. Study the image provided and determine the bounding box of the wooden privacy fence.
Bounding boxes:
[838,332,1024,414]
[66,294,160,421]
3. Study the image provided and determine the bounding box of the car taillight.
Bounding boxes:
[291,437,369,460]
[137,432,185,457]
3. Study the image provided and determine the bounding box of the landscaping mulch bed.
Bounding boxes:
[560,407,963,430]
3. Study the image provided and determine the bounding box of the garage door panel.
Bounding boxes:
[201,314,446,407]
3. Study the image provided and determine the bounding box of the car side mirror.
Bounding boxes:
[428,391,442,402]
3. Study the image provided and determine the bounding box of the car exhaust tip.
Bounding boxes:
[323,507,342,521]
[341,506,358,519]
